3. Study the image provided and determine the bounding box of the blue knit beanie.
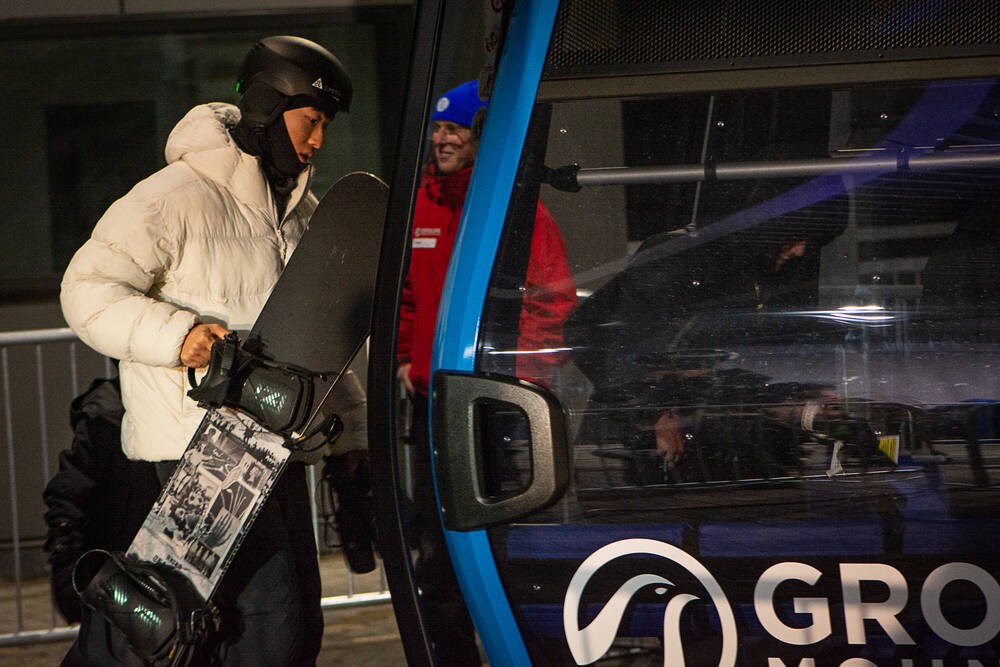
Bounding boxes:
[431,80,487,128]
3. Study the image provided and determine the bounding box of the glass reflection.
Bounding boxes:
[472,76,1000,664]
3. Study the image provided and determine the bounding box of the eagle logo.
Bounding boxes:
[563,538,738,666]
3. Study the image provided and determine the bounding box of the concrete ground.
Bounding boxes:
[0,553,407,666]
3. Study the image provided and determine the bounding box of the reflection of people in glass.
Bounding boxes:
[567,174,847,480]
[920,189,1000,481]
[922,190,1000,339]
[397,80,577,397]
[396,80,577,663]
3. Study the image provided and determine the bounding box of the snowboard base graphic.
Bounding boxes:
[128,407,289,598]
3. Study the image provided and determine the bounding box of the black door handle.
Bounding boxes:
[432,372,570,531]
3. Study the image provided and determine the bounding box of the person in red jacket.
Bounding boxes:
[396,79,577,664]
[397,80,577,397]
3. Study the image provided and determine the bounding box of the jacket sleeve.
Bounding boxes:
[43,378,160,623]
[564,233,691,394]
[326,369,368,456]
[43,408,104,624]
[515,203,579,387]
[60,195,199,367]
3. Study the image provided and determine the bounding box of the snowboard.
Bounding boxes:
[126,171,388,600]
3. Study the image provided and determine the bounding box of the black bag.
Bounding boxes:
[187,332,315,436]
[72,550,218,667]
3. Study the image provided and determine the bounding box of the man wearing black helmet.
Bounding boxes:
[60,35,351,665]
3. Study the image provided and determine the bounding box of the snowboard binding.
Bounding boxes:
[187,332,316,436]
[73,549,219,667]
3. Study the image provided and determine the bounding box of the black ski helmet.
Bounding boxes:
[236,35,352,129]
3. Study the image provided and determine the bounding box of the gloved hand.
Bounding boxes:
[322,450,377,574]
[45,517,86,623]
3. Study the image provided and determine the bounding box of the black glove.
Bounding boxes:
[45,517,86,623]
[322,451,377,574]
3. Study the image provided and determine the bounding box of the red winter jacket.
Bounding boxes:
[397,163,577,397]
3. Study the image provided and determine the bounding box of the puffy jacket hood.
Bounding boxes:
[165,102,240,166]
[165,103,293,215]
[61,101,318,461]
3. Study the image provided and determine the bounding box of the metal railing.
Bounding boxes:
[0,327,389,647]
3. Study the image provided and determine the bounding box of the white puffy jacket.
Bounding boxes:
[60,103,317,461]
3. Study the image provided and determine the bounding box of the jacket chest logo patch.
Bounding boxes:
[413,227,442,249]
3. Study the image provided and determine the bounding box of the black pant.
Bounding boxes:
[409,394,481,665]
[213,462,323,665]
